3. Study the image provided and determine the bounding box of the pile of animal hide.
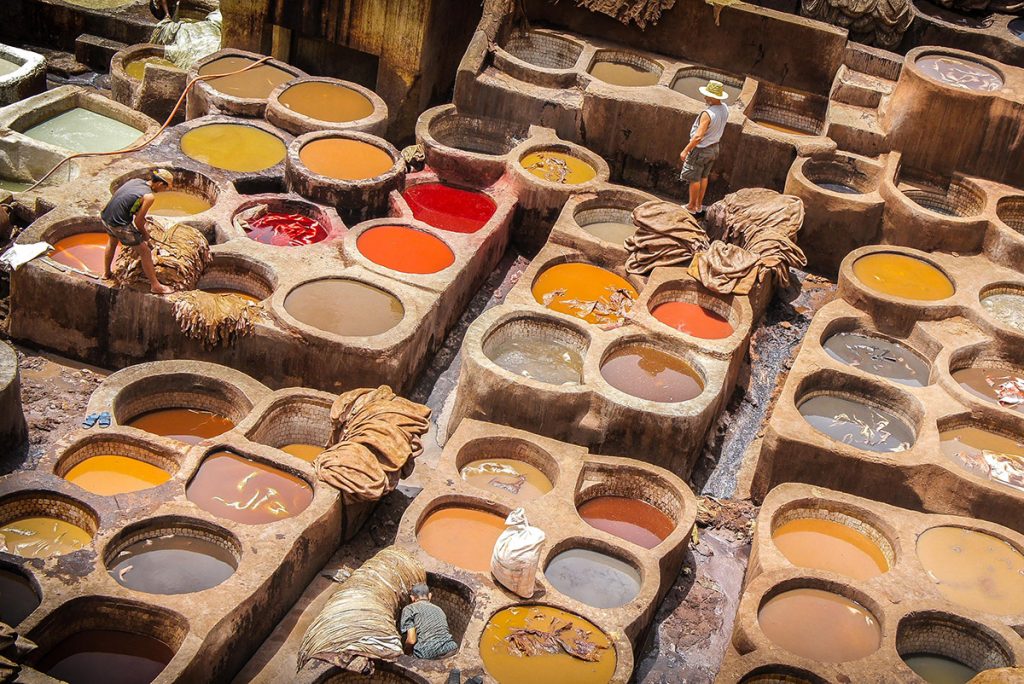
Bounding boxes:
[111,219,210,291]
[503,608,609,662]
[298,548,426,675]
[313,386,431,502]
[168,290,264,349]
[559,0,676,28]
[624,201,710,276]
[151,9,222,69]
[800,0,913,48]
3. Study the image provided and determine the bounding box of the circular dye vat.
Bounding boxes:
[799,395,914,452]
[198,56,294,99]
[757,588,881,662]
[916,526,1024,615]
[521,151,597,185]
[299,138,394,180]
[545,548,641,609]
[37,630,173,684]
[64,455,171,496]
[852,253,954,301]
[402,183,497,234]
[149,190,212,218]
[127,408,234,445]
[753,119,815,136]
[652,301,734,339]
[580,220,635,245]
[484,335,584,385]
[125,56,179,81]
[242,211,329,246]
[589,61,659,87]
[278,81,374,123]
[0,568,39,626]
[186,451,313,525]
[0,516,91,558]
[416,506,505,572]
[532,263,637,325]
[600,345,703,403]
[280,444,324,462]
[284,279,404,337]
[940,426,1024,492]
[816,181,860,194]
[577,496,675,549]
[357,225,455,274]
[823,331,930,387]
[108,534,237,594]
[981,292,1024,333]
[916,54,1002,92]
[953,366,1024,413]
[180,124,286,173]
[772,517,889,580]
[460,458,553,502]
[903,654,977,684]
[49,232,116,275]
[480,605,616,684]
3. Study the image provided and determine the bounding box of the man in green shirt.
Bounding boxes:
[400,583,457,660]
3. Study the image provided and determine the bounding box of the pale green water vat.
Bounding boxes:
[0,179,32,192]
[0,57,21,78]
[24,108,143,153]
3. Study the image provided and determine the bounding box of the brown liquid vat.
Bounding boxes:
[110,44,187,125]
[266,77,388,137]
[0,491,98,559]
[186,49,304,119]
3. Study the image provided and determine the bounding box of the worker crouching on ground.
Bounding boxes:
[101,169,175,294]
[400,583,458,660]
[679,80,730,217]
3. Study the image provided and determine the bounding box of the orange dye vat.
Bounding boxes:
[357,225,455,274]
[532,263,637,325]
[772,518,889,580]
[49,232,118,275]
[577,496,675,549]
[299,138,393,180]
[278,81,374,123]
[198,56,294,99]
[280,444,323,462]
[853,253,954,300]
[916,526,1024,615]
[64,455,171,496]
[417,506,506,572]
[758,588,881,662]
[127,408,234,445]
[651,301,733,339]
[186,451,313,525]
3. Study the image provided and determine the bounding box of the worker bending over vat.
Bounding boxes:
[100,169,175,294]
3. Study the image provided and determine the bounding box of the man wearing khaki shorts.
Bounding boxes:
[679,80,730,216]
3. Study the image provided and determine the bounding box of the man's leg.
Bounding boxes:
[697,176,710,211]
[102,234,119,279]
[687,181,701,212]
[132,242,174,294]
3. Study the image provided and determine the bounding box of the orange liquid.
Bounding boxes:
[758,588,881,662]
[916,526,1024,615]
[278,81,374,122]
[127,408,234,445]
[356,225,455,274]
[186,451,313,525]
[64,455,171,496]
[299,138,393,180]
[480,605,616,684]
[149,191,212,217]
[198,56,294,99]
[652,302,733,339]
[531,262,637,325]
[772,518,889,580]
[417,507,506,572]
[50,232,116,275]
[853,253,954,300]
[280,444,323,462]
[460,458,553,501]
[753,119,816,136]
[0,517,91,559]
[520,151,596,184]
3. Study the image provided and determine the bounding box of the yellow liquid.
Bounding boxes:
[772,518,889,580]
[0,517,91,558]
[520,151,596,185]
[531,262,637,325]
[125,56,179,80]
[853,253,954,300]
[198,56,294,99]
[64,455,171,496]
[180,124,286,173]
[280,444,324,462]
[278,81,374,123]
[460,458,553,501]
[150,191,212,217]
[917,526,1024,615]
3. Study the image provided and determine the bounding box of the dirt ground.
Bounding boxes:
[4,251,836,683]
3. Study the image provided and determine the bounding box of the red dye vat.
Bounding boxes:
[652,302,734,339]
[243,212,328,246]
[402,182,496,234]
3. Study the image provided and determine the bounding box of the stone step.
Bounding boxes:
[826,101,888,158]
[831,64,896,108]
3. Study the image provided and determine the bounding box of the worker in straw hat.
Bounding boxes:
[679,80,730,217]
[100,168,175,294]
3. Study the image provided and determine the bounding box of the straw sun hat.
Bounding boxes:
[699,80,729,100]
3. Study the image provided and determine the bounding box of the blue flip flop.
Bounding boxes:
[97,412,112,428]
[82,413,100,429]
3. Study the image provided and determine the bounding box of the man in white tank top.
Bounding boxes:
[679,80,730,216]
